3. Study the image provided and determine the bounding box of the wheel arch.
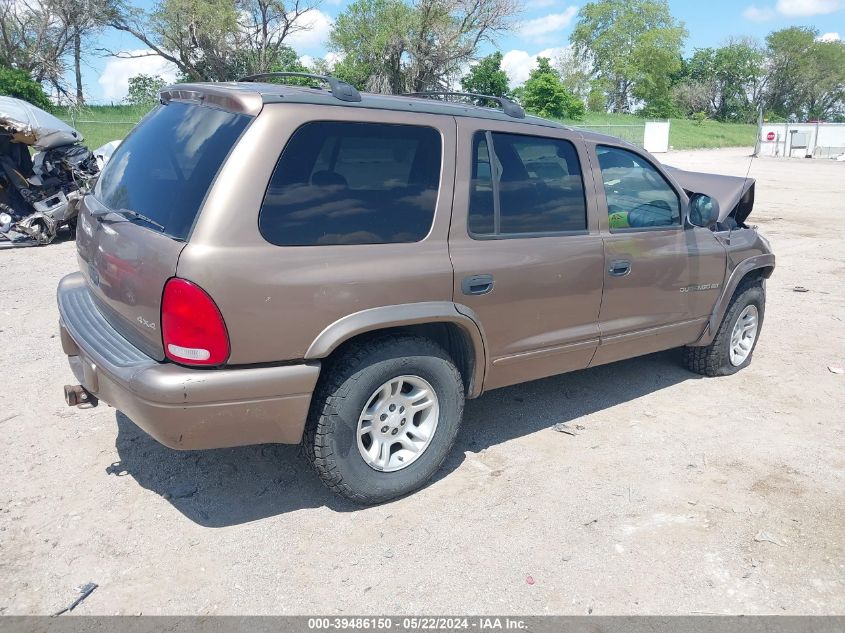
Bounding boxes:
[692,253,774,347]
[304,302,488,398]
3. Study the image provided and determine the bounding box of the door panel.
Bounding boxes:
[587,142,727,366]
[592,228,726,366]
[449,121,605,391]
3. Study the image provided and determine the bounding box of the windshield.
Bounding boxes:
[94,101,251,240]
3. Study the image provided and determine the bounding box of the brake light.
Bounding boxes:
[161,278,229,366]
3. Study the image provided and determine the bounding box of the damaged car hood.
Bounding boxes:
[0,96,83,150]
[664,165,755,225]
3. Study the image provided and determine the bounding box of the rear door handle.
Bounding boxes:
[462,274,494,296]
[608,260,631,277]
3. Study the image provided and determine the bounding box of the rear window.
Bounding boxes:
[94,101,251,240]
[259,121,442,246]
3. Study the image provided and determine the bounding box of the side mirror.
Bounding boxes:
[688,193,720,228]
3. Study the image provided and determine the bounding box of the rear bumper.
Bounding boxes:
[57,273,320,449]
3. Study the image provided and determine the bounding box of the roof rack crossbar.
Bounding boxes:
[403,91,525,119]
[237,72,362,103]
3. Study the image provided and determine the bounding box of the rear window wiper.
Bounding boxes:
[91,208,166,232]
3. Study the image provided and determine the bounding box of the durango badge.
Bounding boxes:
[680,283,721,293]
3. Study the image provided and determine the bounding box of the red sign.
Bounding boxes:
[766,131,776,141]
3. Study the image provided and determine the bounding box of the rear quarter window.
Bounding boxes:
[259,121,442,246]
[94,101,251,240]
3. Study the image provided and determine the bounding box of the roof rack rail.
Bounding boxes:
[403,91,525,119]
[237,72,362,103]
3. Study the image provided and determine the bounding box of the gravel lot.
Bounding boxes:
[1,148,843,615]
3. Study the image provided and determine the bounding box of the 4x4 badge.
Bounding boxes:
[137,316,156,330]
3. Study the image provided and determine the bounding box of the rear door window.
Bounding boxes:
[259,122,442,246]
[94,101,251,240]
[469,131,588,237]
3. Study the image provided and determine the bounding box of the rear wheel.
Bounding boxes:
[684,279,765,377]
[304,335,464,504]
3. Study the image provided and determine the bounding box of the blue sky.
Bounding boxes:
[86,0,845,104]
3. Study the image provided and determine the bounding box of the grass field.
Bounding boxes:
[54,105,150,149]
[664,118,757,149]
[53,105,757,151]
[558,112,757,150]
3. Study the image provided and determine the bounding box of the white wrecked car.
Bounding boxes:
[0,96,118,247]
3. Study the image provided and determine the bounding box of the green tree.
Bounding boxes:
[676,40,765,122]
[268,45,316,86]
[329,0,414,92]
[587,78,609,112]
[460,52,509,101]
[107,0,320,81]
[765,27,845,121]
[0,0,73,99]
[56,0,111,104]
[570,0,686,114]
[125,74,167,105]
[0,66,52,109]
[329,0,517,94]
[513,58,585,120]
[553,47,592,104]
[0,0,111,104]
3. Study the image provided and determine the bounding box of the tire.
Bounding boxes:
[684,278,765,377]
[304,335,465,504]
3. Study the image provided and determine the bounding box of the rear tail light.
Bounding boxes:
[161,278,229,366]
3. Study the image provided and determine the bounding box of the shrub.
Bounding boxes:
[0,66,51,110]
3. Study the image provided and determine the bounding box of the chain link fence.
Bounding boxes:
[57,109,147,149]
[570,123,646,146]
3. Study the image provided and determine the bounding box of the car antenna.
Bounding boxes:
[740,103,763,207]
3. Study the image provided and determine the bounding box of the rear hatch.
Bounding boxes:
[76,98,253,360]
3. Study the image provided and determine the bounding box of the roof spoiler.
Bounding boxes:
[238,72,362,103]
[403,91,526,119]
[160,85,264,116]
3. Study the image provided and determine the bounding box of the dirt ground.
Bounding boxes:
[0,148,843,616]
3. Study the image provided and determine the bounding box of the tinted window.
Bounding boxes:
[468,133,495,235]
[469,132,587,237]
[596,145,680,229]
[95,101,250,240]
[259,122,441,246]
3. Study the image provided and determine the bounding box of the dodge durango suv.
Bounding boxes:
[58,75,775,503]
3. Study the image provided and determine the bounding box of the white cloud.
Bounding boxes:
[300,51,344,71]
[285,9,333,52]
[744,0,844,19]
[501,47,568,87]
[518,7,578,38]
[743,5,777,20]
[325,51,344,65]
[526,0,559,7]
[98,50,179,103]
[818,31,841,40]
[775,0,844,15]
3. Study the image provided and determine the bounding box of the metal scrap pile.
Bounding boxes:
[0,96,112,248]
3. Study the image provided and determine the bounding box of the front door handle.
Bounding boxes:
[462,274,494,295]
[608,260,631,277]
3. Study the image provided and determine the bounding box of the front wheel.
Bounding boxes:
[304,335,465,504]
[684,279,765,377]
